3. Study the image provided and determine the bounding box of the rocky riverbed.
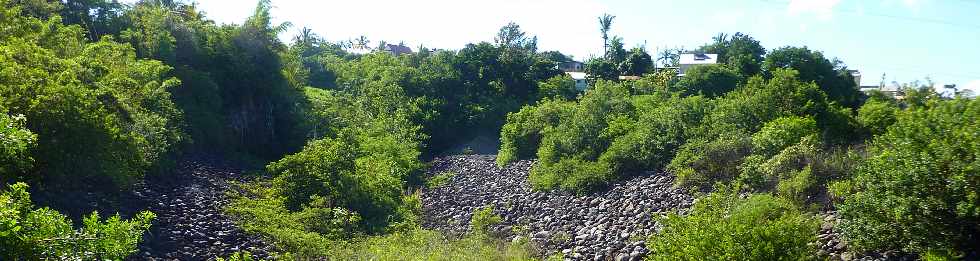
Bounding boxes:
[421,155,695,261]
[126,155,272,260]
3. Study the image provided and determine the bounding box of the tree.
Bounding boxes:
[606,36,626,64]
[494,22,529,49]
[696,32,765,79]
[620,47,653,76]
[672,64,739,97]
[763,46,861,108]
[584,57,618,83]
[658,47,681,67]
[598,13,615,54]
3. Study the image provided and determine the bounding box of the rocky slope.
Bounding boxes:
[126,155,272,260]
[421,155,695,261]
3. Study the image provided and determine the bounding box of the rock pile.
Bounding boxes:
[421,155,694,261]
[127,155,272,260]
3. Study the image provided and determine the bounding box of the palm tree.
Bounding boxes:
[598,14,615,55]
[355,35,370,50]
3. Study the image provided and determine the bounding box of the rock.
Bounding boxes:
[615,253,630,261]
[420,155,695,260]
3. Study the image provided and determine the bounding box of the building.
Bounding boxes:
[559,61,584,72]
[383,43,413,56]
[678,53,718,76]
[566,72,588,91]
[849,70,862,87]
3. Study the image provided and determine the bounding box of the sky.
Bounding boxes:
[173,0,980,93]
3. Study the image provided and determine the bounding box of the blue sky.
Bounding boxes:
[180,0,980,92]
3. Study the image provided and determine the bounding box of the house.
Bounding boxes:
[678,53,718,76]
[849,70,862,87]
[559,61,584,72]
[383,43,413,56]
[566,72,589,91]
[861,83,906,100]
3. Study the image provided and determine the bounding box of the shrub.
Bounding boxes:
[0,4,184,189]
[669,131,752,189]
[751,116,819,156]
[647,192,819,260]
[471,206,503,235]
[739,136,819,193]
[838,98,980,256]
[0,183,154,260]
[706,69,828,135]
[267,128,420,232]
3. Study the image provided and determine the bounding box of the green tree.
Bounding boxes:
[598,13,615,54]
[672,64,739,97]
[620,47,652,76]
[585,57,618,83]
[696,32,765,79]
[763,46,861,108]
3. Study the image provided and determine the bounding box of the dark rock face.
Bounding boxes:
[126,155,272,260]
[421,155,694,260]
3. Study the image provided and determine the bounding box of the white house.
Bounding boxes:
[678,53,718,76]
[566,72,588,91]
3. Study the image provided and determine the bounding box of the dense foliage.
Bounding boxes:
[0,182,155,260]
[0,0,184,189]
[838,97,979,257]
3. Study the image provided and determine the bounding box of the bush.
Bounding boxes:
[267,128,420,232]
[471,206,503,235]
[647,191,819,260]
[838,98,980,256]
[669,131,752,189]
[751,116,819,156]
[0,182,155,260]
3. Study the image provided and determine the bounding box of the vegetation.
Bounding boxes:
[1,0,975,259]
[0,183,155,260]
[646,191,819,260]
[838,97,979,257]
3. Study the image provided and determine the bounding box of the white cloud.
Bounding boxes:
[787,0,842,20]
